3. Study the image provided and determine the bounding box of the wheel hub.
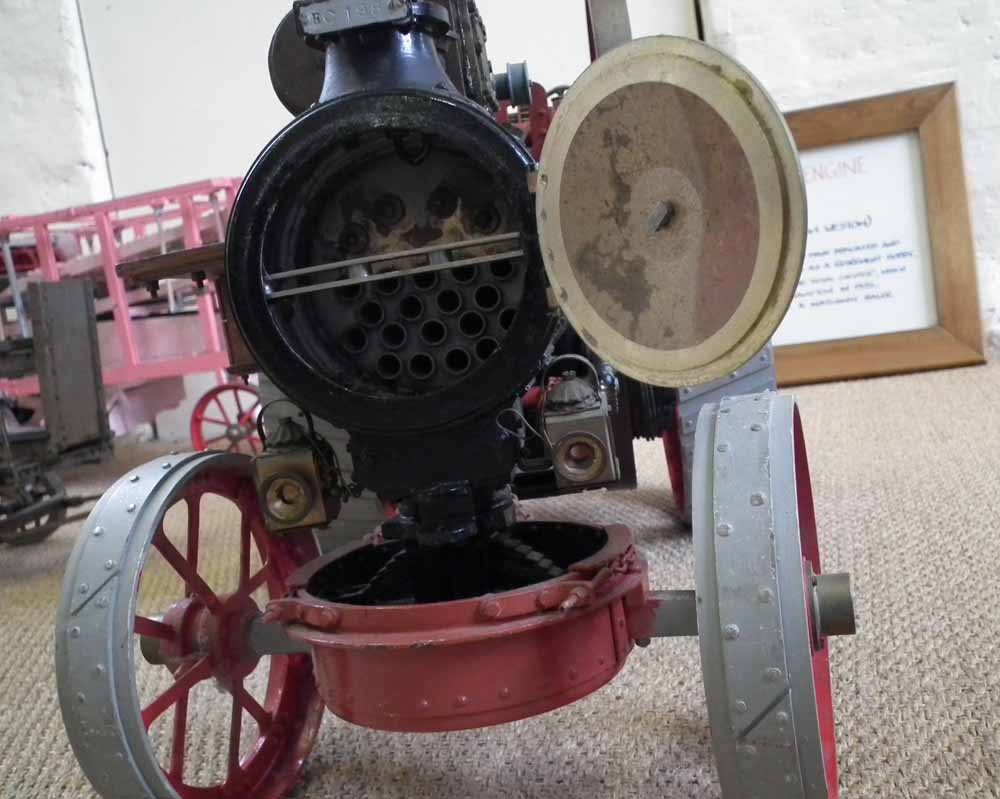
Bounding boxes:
[144,593,263,685]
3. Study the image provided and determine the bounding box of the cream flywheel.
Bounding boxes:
[536,36,806,387]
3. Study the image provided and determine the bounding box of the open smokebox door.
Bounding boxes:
[536,36,807,387]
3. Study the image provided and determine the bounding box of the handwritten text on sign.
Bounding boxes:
[772,132,938,347]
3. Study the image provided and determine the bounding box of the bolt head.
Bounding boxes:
[479,600,502,620]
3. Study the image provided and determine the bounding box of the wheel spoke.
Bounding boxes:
[229,681,272,731]
[233,388,245,418]
[237,400,261,428]
[226,690,244,784]
[239,512,251,589]
[134,615,175,641]
[200,416,229,427]
[212,397,233,426]
[240,562,271,600]
[168,694,188,780]
[142,656,212,729]
[153,530,221,613]
[204,435,229,447]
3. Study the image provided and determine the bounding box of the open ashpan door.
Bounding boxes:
[536,36,806,387]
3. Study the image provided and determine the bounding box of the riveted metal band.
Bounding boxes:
[693,393,831,798]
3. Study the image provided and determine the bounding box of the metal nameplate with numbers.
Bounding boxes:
[296,0,409,36]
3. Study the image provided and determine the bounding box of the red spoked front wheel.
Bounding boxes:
[56,452,324,799]
[191,384,263,454]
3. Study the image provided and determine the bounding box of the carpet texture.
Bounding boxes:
[2,362,999,798]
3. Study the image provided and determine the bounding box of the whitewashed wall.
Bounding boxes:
[0,0,111,216]
[701,0,1000,351]
[77,0,696,197]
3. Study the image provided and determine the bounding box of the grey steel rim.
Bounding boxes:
[693,392,833,798]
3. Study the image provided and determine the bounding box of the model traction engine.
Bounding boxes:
[56,2,857,798]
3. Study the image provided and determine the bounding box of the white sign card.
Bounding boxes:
[772,132,939,347]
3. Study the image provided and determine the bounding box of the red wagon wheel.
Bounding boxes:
[56,453,325,799]
[191,383,263,454]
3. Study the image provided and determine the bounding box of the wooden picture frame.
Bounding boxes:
[774,83,984,386]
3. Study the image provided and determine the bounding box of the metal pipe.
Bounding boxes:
[647,590,699,638]
[1,239,30,339]
[267,231,519,281]
[267,249,524,301]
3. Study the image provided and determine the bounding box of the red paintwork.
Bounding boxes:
[265,524,650,732]
[135,466,324,799]
[191,383,262,454]
[793,409,840,799]
[662,406,687,514]
[521,385,544,410]
[496,82,555,161]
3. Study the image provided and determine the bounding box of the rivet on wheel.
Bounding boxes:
[76,693,86,704]
[734,699,748,714]
[92,526,103,537]
[758,587,774,603]
[129,475,139,483]
[96,597,108,609]
[93,665,105,677]
[750,423,763,431]
[717,443,730,453]
[750,492,767,507]
[764,667,783,683]
[79,583,89,594]
[127,504,136,513]
[69,627,81,638]
[716,523,733,537]
[776,711,789,725]
[104,560,115,571]
[162,463,172,470]
[723,624,740,640]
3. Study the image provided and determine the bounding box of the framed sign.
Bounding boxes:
[773,83,984,385]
